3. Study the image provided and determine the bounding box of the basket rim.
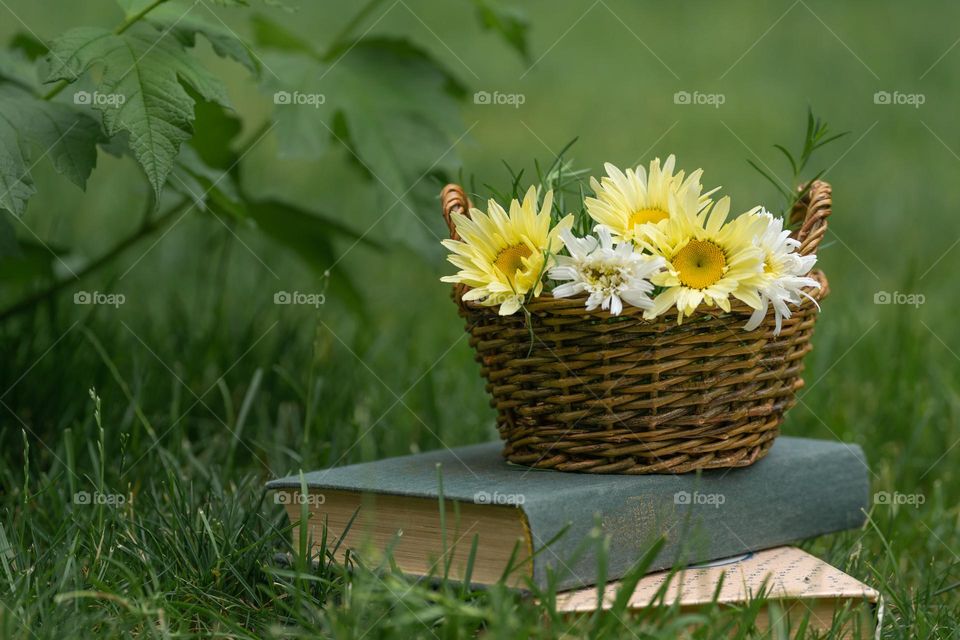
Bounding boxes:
[459,269,828,320]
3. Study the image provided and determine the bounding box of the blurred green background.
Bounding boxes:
[1,1,958,636]
[4,0,956,454]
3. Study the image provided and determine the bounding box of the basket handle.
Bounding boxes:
[441,183,472,307]
[441,183,471,241]
[789,179,831,256]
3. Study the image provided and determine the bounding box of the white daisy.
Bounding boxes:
[743,210,821,335]
[549,225,666,316]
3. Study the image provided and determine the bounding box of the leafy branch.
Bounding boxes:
[0,110,273,322]
[42,0,172,101]
[0,199,187,322]
[0,0,532,322]
[483,138,592,236]
[747,108,847,217]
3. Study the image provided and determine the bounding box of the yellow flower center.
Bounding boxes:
[493,243,533,283]
[628,208,669,228]
[672,239,726,289]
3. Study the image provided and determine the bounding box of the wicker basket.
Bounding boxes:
[441,180,832,474]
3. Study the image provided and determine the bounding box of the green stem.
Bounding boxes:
[0,199,188,323]
[42,0,171,100]
[322,0,389,60]
[115,0,170,35]
[42,79,69,101]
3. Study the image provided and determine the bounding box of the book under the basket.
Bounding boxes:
[554,546,880,637]
[267,436,869,590]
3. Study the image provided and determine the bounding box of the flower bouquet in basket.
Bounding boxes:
[440,120,840,475]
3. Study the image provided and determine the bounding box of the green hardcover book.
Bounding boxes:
[267,437,869,590]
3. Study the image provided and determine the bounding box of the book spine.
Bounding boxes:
[525,445,869,591]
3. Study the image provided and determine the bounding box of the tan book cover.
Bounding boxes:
[554,546,880,637]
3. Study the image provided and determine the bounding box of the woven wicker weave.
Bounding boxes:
[441,180,832,474]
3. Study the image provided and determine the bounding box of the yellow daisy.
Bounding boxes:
[641,193,765,323]
[441,186,573,315]
[584,155,716,244]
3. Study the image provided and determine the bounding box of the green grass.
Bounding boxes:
[3,297,959,638]
[3,0,960,637]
